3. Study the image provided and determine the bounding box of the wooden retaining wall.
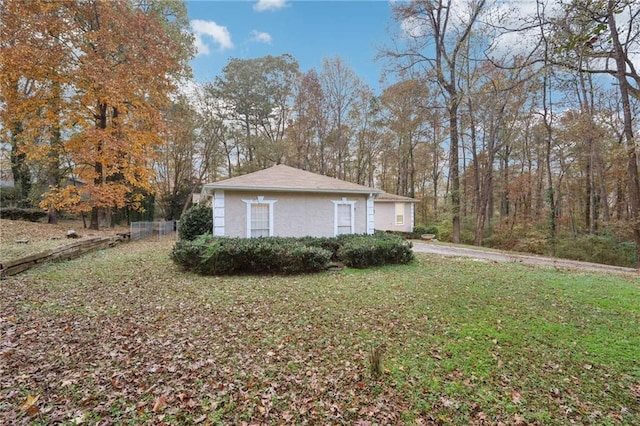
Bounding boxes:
[0,235,127,278]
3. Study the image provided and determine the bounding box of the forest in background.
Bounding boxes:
[1,0,639,267]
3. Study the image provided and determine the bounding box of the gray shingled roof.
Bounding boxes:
[374,192,420,202]
[202,164,383,195]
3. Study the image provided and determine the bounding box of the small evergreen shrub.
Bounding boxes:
[170,234,210,271]
[178,204,213,241]
[0,186,21,207]
[337,233,414,268]
[420,225,439,238]
[0,207,47,222]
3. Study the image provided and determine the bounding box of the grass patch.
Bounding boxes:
[1,239,638,424]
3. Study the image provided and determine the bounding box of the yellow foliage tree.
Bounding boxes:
[0,0,193,229]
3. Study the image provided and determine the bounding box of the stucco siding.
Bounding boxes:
[374,202,414,233]
[220,191,369,238]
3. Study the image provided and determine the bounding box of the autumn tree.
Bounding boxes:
[0,0,75,220]
[535,0,640,264]
[210,55,299,173]
[0,0,194,229]
[350,88,383,187]
[287,69,329,173]
[387,0,487,243]
[319,57,363,179]
[154,95,198,220]
[379,79,431,198]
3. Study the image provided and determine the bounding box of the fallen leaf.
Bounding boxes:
[152,395,167,412]
[72,412,86,424]
[513,414,526,425]
[20,394,39,411]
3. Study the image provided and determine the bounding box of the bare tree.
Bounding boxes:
[385,0,487,243]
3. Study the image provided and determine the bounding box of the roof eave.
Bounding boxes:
[202,184,383,195]
[375,199,420,203]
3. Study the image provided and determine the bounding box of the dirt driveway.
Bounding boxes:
[412,241,640,276]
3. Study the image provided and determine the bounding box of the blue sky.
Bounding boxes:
[186,0,396,92]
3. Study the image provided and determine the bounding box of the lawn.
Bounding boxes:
[1,238,638,425]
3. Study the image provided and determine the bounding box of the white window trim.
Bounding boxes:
[213,190,225,236]
[366,194,375,235]
[242,196,277,237]
[332,197,356,236]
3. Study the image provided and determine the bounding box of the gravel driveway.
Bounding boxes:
[412,241,640,276]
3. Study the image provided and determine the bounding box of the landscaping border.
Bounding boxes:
[0,235,128,278]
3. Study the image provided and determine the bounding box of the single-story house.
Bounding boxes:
[200,164,383,238]
[199,164,420,238]
[373,192,419,233]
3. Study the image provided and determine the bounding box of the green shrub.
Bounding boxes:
[376,229,412,239]
[171,236,332,275]
[171,233,415,275]
[0,207,47,222]
[389,225,441,240]
[337,233,414,268]
[413,225,438,238]
[296,236,344,260]
[170,234,210,271]
[0,186,21,206]
[555,234,637,268]
[178,204,212,241]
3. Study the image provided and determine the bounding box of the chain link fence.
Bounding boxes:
[130,221,178,241]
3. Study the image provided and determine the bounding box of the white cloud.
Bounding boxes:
[486,0,561,58]
[253,0,288,12]
[250,30,272,44]
[400,15,428,39]
[190,19,233,56]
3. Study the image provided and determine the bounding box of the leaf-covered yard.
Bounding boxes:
[1,238,638,425]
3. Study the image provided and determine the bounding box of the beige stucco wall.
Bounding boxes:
[374,201,414,233]
[217,191,370,238]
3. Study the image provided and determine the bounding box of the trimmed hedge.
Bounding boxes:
[378,225,440,241]
[171,235,332,275]
[0,207,47,222]
[171,233,414,275]
[178,204,213,241]
[338,233,414,268]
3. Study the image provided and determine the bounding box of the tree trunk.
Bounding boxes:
[9,121,31,201]
[90,102,108,231]
[449,96,461,243]
[607,1,640,266]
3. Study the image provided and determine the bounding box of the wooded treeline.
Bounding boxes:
[1,0,638,266]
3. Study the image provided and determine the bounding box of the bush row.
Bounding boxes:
[0,207,47,222]
[171,233,414,275]
[370,226,441,241]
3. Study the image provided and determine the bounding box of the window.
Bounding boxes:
[243,196,276,237]
[333,198,356,236]
[395,203,405,225]
[251,203,270,237]
[337,203,352,235]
